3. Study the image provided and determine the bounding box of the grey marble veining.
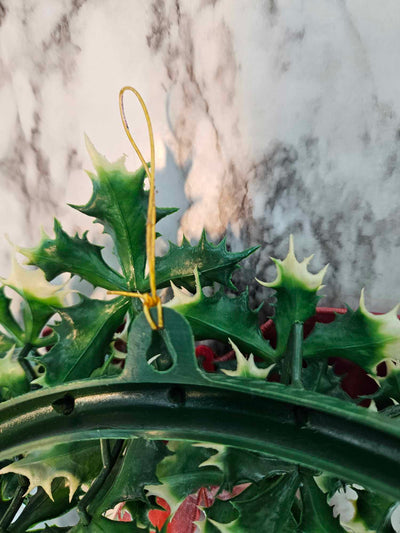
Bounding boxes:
[0,0,400,317]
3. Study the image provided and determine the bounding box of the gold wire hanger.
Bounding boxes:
[107,86,163,330]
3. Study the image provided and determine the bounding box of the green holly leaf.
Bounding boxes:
[166,271,275,361]
[0,287,23,343]
[199,444,295,491]
[196,499,239,532]
[150,232,258,291]
[0,441,102,501]
[70,516,149,532]
[298,475,344,532]
[37,296,128,386]
[0,332,15,353]
[9,479,77,532]
[89,439,169,516]
[302,361,351,401]
[304,291,400,373]
[19,219,127,291]
[257,236,328,356]
[230,472,300,532]
[1,257,69,343]
[71,137,176,290]
[370,370,400,403]
[146,441,222,515]
[30,527,71,532]
[0,346,30,400]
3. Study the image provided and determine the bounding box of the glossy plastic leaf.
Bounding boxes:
[2,257,69,343]
[0,287,23,342]
[70,516,148,532]
[257,236,328,355]
[91,438,169,516]
[72,138,176,290]
[167,272,274,361]
[9,479,76,533]
[371,370,400,403]
[152,231,258,291]
[221,340,272,379]
[302,361,350,401]
[196,498,239,532]
[343,489,395,533]
[298,475,344,532]
[0,441,102,501]
[19,219,126,291]
[38,296,128,386]
[146,441,222,515]
[199,444,295,491]
[0,346,29,400]
[304,293,400,373]
[230,472,300,532]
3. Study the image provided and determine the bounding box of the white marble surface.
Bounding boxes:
[1,0,400,314]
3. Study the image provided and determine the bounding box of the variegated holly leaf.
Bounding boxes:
[71,137,176,290]
[340,488,396,533]
[0,346,30,400]
[89,439,169,518]
[198,443,295,491]
[150,232,258,291]
[370,370,400,404]
[196,498,239,532]
[298,475,345,532]
[70,516,149,532]
[10,479,77,532]
[257,236,328,356]
[1,256,70,344]
[304,291,400,373]
[166,270,275,361]
[0,441,102,501]
[302,360,351,401]
[146,441,222,515]
[221,340,272,379]
[37,296,129,386]
[19,219,126,291]
[0,286,23,344]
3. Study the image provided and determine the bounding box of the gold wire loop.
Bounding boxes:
[107,87,163,330]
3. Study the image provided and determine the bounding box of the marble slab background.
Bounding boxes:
[1,0,400,316]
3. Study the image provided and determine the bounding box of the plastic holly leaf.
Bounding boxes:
[166,271,275,361]
[89,439,169,517]
[341,489,396,533]
[11,479,77,532]
[0,441,102,501]
[298,475,345,532]
[19,219,127,291]
[146,441,222,515]
[304,291,400,373]
[229,472,300,532]
[370,370,400,404]
[71,137,176,290]
[70,516,149,532]
[0,286,24,343]
[0,346,29,400]
[198,444,295,491]
[257,235,328,355]
[37,295,129,386]
[152,231,258,291]
[301,360,351,401]
[0,332,16,354]
[1,256,70,343]
[222,340,272,379]
[196,499,239,533]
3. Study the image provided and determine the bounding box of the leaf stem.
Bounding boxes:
[17,344,36,382]
[282,322,304,388]
[0,476,29,532]
[77,439,124,525]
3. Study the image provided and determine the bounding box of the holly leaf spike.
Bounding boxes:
[222,340,272,379]
[19,219,127,291]
[257,235,328,356]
